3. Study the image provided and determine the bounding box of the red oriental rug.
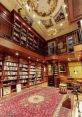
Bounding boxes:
[0,87,72,117]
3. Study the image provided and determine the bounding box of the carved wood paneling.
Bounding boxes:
[66,0,82,22]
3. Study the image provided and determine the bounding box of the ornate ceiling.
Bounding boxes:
[0,0,78,40]
[27,0,58,17]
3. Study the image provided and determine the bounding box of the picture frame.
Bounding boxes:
[48,64,53,75]
[66,35,75,52]
[67,36,75,45]
[59,64,65,72]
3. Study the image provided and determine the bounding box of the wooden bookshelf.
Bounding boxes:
[19,59,29,88]
[0,54,47,96]
[11,10,46,55]
[0,3,46,56]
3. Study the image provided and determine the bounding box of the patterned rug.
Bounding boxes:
[0,87,72,117]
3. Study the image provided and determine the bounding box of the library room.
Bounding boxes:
[0,0,82,117]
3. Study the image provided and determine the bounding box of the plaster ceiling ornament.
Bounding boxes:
[24,15,34,25]
[53,7,65,23]
[16,0,77,40]
[41,19,53,28]
[27,0,58,17]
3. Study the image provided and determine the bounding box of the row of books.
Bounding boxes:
[20,64,28,67]
[20,68,28,71]
[4,66,18,70]
[3,71,17,76]
[20,72,28,75]
[4,62,18,66]
[3,76,17,80]
[20,76,28,79]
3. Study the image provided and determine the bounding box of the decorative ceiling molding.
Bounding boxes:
[0,0,78,40]
[41,19,53,28]
[27,0,58,17]
[15,0,78,40]
[53,7,65,24]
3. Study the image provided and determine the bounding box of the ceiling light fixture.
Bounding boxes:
[37,1,39,4]
[36,59,39,61]
[33,14,36,18]
[38,21,41,24]
[68,58,71,61]
[60,23,63,26]
[15,52,19,56]
[28,56,30,59]
[50,28,53,31]
[25,4,30,11]
[65,13,68,17]
[55,29,57,31]
[63,4,67,8]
